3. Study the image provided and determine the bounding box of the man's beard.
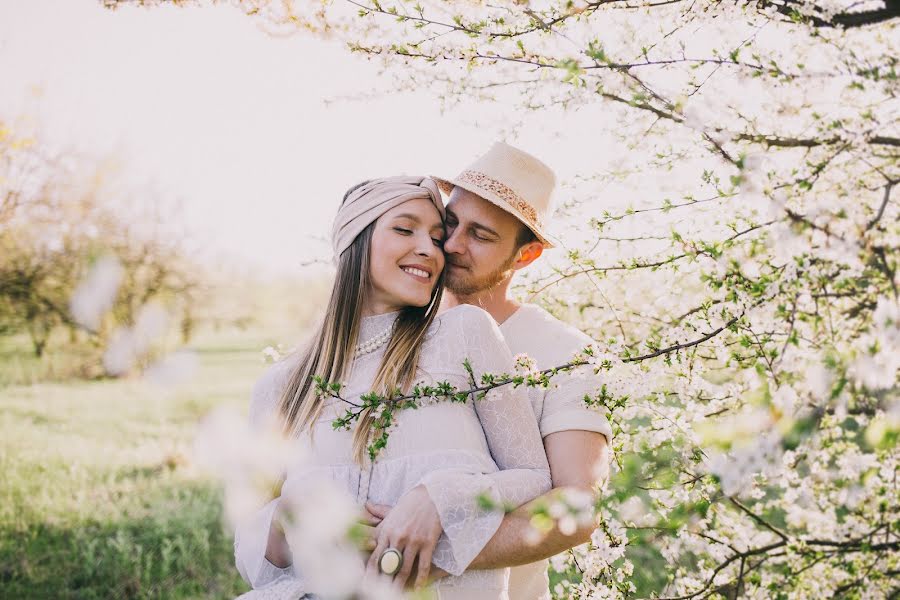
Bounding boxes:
[444,253,517,296]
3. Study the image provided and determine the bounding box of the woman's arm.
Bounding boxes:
[234,497,294,587]
[401,307,551,582]
[233,363,295,588]
[265,503,292,567]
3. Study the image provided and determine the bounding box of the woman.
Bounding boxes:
[234,176,550,599]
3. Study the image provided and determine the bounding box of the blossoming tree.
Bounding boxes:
[109,0,900,597]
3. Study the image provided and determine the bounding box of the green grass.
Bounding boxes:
[0,329,280,599]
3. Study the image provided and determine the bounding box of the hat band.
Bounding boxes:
[457,170,543,231]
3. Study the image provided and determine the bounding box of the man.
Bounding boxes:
[367,142,613,598]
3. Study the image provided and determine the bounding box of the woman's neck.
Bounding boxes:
[360,300,403,318]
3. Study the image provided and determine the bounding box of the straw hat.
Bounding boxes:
[434,142,558,248]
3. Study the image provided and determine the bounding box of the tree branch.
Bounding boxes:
[763,0,900,29]
[866,179,896,230]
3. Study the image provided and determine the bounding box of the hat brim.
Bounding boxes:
[432,176,556,249]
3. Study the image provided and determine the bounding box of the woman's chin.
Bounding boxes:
[382,292,432,309]
[410,293,436,308]
[409,295,433,308]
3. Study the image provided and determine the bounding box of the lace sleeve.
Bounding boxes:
[234,362,296,589]
[420,306,551,575]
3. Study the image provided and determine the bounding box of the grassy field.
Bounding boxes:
[0,329,281,599]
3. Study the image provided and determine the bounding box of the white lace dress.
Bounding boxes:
[234,304,551,599]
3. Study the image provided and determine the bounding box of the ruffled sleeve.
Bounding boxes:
[420,306,551,575]
[234,498,294,588]
[234,361,296,589]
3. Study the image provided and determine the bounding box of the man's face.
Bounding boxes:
[443,188,525,296]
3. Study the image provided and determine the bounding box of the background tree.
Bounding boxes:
[0,127,85,354]
[0,122,203,375]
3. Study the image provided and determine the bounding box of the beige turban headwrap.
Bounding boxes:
[331,176,445,259]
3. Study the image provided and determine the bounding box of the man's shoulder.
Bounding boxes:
[506,304,593,344]
[502,304,594,362]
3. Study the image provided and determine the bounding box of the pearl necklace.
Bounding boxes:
[353,324,394,358]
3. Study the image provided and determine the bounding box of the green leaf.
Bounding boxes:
[586,40,608,63]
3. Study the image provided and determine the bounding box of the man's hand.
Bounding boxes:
[365,484,444,589]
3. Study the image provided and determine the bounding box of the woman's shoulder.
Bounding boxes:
[249,356,298,425]
[254,356,297,395]
[430,304,505,347]
[435,304,499,331]
[435,303,496,327]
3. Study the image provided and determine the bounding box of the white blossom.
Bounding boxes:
[69,255,123,331]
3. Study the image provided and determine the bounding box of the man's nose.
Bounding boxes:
[443,228,464,255]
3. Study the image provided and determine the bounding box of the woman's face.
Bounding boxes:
[366,198,446,314]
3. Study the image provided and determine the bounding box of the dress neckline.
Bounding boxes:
[359,310,401,346]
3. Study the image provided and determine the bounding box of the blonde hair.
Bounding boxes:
[278,187,444,463]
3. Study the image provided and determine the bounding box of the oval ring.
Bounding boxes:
[378,547,403,576]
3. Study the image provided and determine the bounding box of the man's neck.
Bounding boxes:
[442,280,522,325]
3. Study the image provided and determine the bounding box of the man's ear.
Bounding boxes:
[514,241,544,270]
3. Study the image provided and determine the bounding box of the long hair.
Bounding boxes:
[277,184,445,463]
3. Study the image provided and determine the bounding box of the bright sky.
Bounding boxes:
[0,0,629,276]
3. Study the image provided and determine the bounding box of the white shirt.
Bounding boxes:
[499,304,613,600]
[234,305,552,599]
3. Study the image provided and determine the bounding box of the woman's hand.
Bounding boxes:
[365,485,444,589]
[265,502,293,568]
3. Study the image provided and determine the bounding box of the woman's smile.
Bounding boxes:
[400,264,433,283]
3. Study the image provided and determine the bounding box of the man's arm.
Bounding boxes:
[364,430,610,579]
[466,430,610,569]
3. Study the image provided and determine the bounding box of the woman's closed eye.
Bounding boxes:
[394,225,443,247]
